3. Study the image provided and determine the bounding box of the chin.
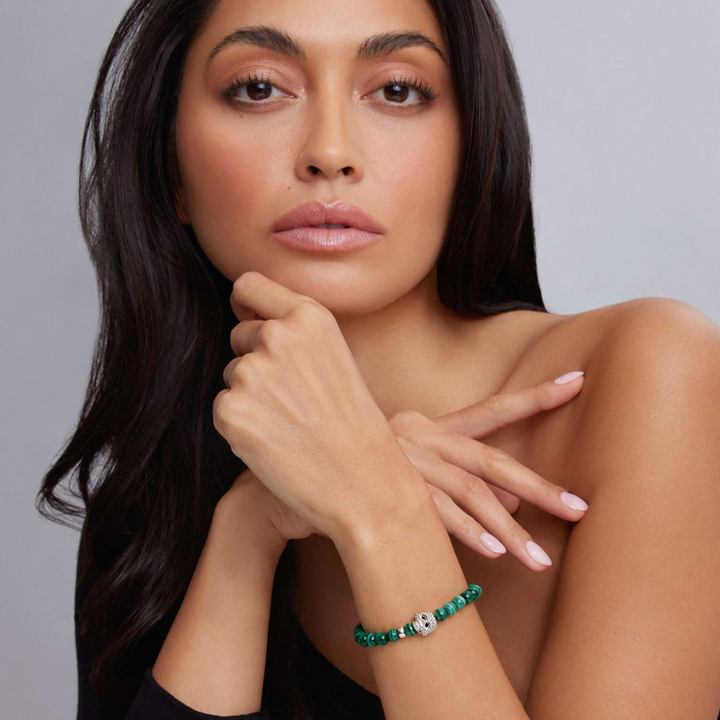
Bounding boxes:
[259,263,421,317]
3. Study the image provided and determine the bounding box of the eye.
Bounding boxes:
[222,73,290,105]
[370,76,439,106]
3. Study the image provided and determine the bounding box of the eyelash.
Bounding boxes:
[221,72,440,107]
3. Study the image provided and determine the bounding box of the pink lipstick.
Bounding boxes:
[270,201,384,252]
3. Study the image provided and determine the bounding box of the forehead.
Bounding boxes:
[195,0,446,59]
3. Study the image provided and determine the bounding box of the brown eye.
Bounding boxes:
[223,74,291,106]
[369,76,438,107]
[384,83,410,103]
[246,81,273,101]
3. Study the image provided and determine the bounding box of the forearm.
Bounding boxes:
[151,485,286,715]
[335,472,528,720]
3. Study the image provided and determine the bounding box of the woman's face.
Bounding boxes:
[175,0,461,316]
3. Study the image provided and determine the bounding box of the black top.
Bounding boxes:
[75,556,385,719]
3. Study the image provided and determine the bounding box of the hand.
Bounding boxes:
[222,467,323,546]
[212,272,421,542]
[389,373,589,570]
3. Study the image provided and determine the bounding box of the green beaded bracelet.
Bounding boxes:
[353,583,482,647]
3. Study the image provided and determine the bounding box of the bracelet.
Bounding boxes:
[353,583,482,647]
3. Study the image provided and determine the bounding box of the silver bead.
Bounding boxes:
[398,627,405,639]
[412,612,437,636]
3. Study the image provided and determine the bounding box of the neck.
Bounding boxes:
[333,270,492,418]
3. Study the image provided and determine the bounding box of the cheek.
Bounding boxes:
[372,113,460,253]
[175,109,283,272]
[178,122,269,216]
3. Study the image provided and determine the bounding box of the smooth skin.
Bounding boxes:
[155,0,720,717]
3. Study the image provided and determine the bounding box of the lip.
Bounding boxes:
[270,200,385,252]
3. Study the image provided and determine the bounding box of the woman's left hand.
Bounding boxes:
[387,375,589,565]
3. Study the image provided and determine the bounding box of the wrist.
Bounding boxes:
[213,482,288,565]
[330,463,438,560]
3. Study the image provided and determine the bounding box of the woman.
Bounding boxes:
[38,0,720,718]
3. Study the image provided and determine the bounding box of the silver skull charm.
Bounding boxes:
[412,612,437,636]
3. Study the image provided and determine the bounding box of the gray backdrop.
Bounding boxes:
[1,1,718,717]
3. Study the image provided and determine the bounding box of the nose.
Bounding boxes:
[294,90,363,184]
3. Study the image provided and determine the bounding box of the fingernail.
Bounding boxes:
[560,491,589,511]
[526,540,552,566]
[479,532,507,554]
[554,371,584,384]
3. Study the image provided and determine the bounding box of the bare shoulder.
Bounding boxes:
[530,296,719,370]
[532,297,720,487]
[519,301,720,715]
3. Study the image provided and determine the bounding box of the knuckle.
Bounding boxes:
[482,393,508,413]
[388,409,425,433]
[257,319,283,348]
[212,391,230,429]
[459,475,487,500]
[535,477,557,500]
[289,300,323,328]
[481,445,508,471]
[237,354,259,382]
[427,484,451,509]
[505,522,531,547]
[234,270,262,291]
[295,297,323,317]
[455,512,479,539]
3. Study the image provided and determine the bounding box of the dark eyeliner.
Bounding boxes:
[382,74,439,103]
[221,72,273,101]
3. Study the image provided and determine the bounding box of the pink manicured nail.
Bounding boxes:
[479,533,507,554]
[554,371,584,384]
[526,540,552,566]
[560,491,589,511]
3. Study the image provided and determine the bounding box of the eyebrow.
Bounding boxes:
[208,25,447,65]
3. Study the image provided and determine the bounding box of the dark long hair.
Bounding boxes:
[37,0,544,716]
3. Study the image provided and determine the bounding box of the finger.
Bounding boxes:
[230,319,264,356]
[400,439,554,571]
[424,432,588,522]
[425,484,507,559]
[230,270,314,321]
[222,357,242,387]
[392,412,588,521]
[433,372,585,438]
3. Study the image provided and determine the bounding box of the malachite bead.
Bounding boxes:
[352,583,483,647]
[468,584,482,599]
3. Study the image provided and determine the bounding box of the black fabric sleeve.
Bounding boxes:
[124,668,272,720]
[74,549,273,720]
